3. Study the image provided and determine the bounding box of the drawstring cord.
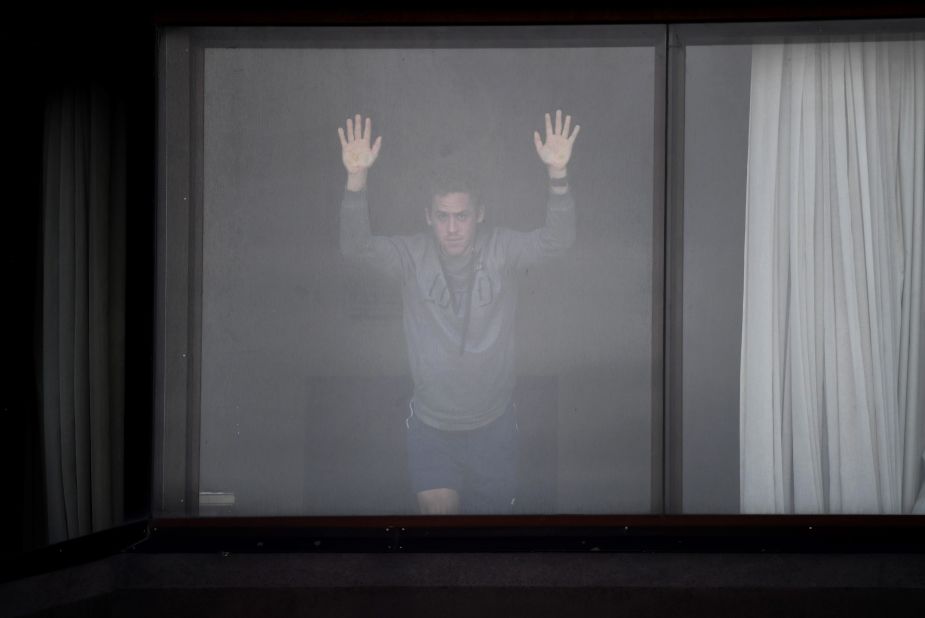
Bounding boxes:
[458,251,481,355]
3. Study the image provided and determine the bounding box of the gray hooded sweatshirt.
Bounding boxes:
[340,187,575,430]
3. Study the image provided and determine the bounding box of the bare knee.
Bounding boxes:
[417,488,460,514]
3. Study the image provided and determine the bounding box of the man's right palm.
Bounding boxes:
[338,114,382,174]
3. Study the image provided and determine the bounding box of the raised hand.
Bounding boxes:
[533,110,580,172]
[338,114,382,175]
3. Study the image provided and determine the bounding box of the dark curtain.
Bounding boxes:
[41,85,126,543]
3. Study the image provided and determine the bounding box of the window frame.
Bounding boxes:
[151,14,925,548]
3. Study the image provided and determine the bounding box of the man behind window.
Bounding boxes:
[338,111,579,514]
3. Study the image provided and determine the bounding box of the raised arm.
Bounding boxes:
[338,114,403,278]
[533,109,580,194]
[500,110,580,269]
[339,113,383,191]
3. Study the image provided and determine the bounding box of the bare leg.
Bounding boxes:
[417,488,460,514]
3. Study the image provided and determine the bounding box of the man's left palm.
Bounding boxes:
[534,110,580,171]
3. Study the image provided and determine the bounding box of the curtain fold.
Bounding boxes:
[741,39,925,514]
[42,85,126,543]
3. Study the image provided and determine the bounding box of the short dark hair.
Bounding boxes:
[428,172,481,210]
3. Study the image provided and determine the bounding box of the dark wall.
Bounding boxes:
[5,550,925,616]
[3,21,45,554]
[2,8,156,553]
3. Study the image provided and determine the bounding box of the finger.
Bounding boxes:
[371,135,382,160]
[346,117,354,142]
[365,117,372,144]
[569,124,581,144]
[533,130,543,155]
[555,109,562,135]
[355,114,363,140]
[563,114,571,137]
[545,112,552,139]
[338,127,347,148]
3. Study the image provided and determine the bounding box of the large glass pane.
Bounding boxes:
[158,26,663,516]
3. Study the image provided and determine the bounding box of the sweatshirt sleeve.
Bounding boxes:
[339,189,405,279]
[499,188,576,270]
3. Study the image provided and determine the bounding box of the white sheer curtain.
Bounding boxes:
[740,39,925,514]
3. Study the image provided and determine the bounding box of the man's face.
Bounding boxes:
[426,192,484,257]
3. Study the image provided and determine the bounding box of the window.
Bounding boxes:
[157,25,665,516]
[155,19,925,520]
